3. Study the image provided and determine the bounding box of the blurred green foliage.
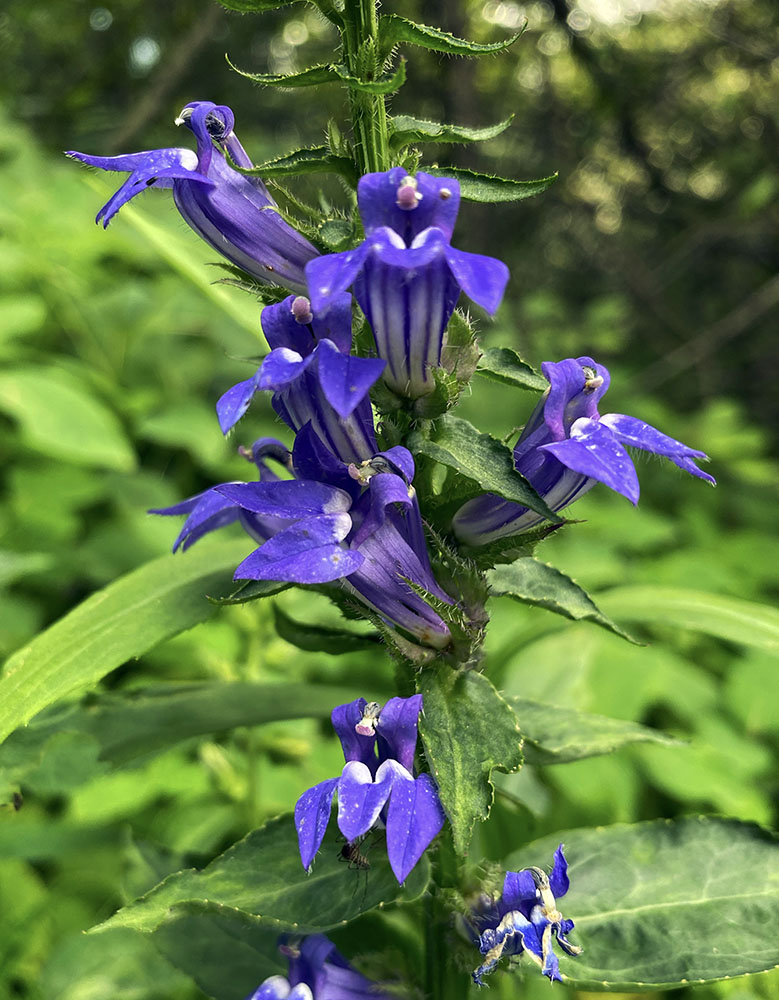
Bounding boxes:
[0,1,777,998]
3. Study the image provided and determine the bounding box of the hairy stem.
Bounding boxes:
[342,0,390,175]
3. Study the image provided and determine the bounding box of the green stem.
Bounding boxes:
[425,829,470,1000]
[342,0,390,175]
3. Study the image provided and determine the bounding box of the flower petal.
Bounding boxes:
[306,244,370,313]
[375,695,423,772]
[336,759,400,843]
[295,777,339,872]
[331,699,377,768]
[316,340,385,419]
[443,244,509,316]
[600,412,716,485]
[247,975,293,1000]
[216,370,263,434]
[541,417,640,504]
[215,479,352,518]
[500,870,539,915]
[549,843,570,899]
[234,514,363,584]
[150,487,242,552]
[357,168,461,242]
[385,771,445,884]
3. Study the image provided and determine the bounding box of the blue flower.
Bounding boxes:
[216,293,384,465]
[248,934,390,999]
[67,101,318,293]
[294,696,445,885]
[468,846,581,985]
[306,168,509,399]
[452,356,716,545]
[153,425,454,649]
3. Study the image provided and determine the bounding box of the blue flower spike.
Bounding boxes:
[294,696,446,884]
[306,168,509,399]
[68,101,318,293]
[247,934,391,1000]
[470,845,581,986]
[453,356,716,545]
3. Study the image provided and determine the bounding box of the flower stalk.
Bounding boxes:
[343,0,391,175]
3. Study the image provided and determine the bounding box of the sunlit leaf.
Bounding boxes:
[380,15,523,59]
[427,166,558,203]
[389,114,514,149]
[475,346,547,391]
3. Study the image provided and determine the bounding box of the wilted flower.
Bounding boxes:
[67,101,318,293]
[295,696,445,884]
[452,356,716,545]
[248,934,390,999]
[306,168,509,399]
[467,845,580,985]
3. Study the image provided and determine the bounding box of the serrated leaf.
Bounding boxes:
[488,558,638,642]
[0,681,364,771]
[334,59,407,95]
[317,218,354,250]
[228,59,343,88]
[408,415,559,522]
[509,697,681,765]
[218,0,301,10]
[272,606,380,655]
[94,814,430,934]
[0,538,251,746]
[380,14,523,60]
[475,346,547,391]
[426,166,558,203]
[418,667,522,855]
[505,817,779,990]
[597,586,779,653]
[237,145,357,182]
[389,114,514,150]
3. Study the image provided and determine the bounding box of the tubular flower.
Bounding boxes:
[306,168,509,399]
[154,423,454,649]
[216,293,385,464]
[67,101,318,293]
[294,696,445,885]
[452,356,716,546]
[248,934,391,1000]
[467,845,581,985]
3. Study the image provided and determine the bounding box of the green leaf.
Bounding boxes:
[389,114,514,149]
[426,166,558,203]
[219,0,301,9]
[237,145,357,182]
[505,817,779,990]
[380,14,523,59]
[488,558,638,642]
[228,59,343,88]
[408,415,559,522]
[418,667,522,855]
[0,538,251,746]
[208,578,289,606]
[0,681,364,771]
[475,346,547,391]
[334,59,407,95]
[95,814,430,934]
[0,367,135,471]
[596,586,779,653]
[509,697,681,765]
[272,606,380,655]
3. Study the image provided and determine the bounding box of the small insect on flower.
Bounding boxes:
[338,839,371,870]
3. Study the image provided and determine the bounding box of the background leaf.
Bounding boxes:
[97,813,430,934]
[597,586,779,653]
[389,114,514,149]
[418,667,522,854]
[380,15,523,58]
[0,539,251,746]
[506,817,779,990]
[510,696,681,765]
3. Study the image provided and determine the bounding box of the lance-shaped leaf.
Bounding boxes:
[209,578,289,606]
[389,114,514,150]
[334,59,407,95]
[487,557,638,642]
[0,681,366,772]
[237,146,357,183]
[218,0,304,10]
[379,14,524,60]
[418,667,522,855]
[94,814,430,934]
[475,346,547,391]
[509,697,681,766]
[427,166,558,203]
[505,817,779,990]
[408,415,559,522]
[0,538,252,747]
